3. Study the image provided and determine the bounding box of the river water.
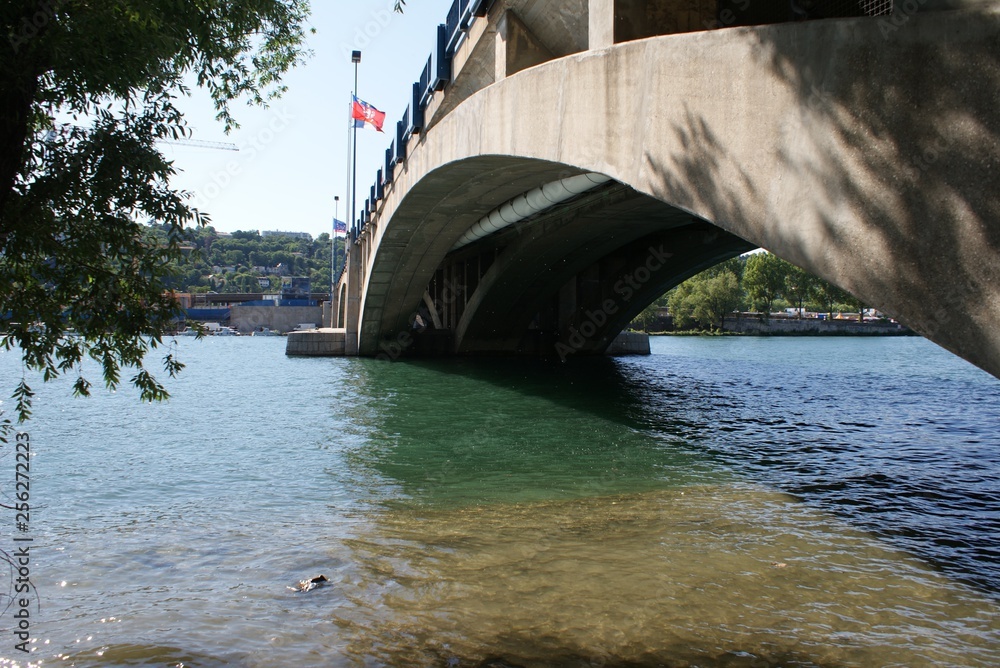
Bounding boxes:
[0,336,997,667]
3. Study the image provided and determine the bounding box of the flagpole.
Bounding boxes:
[350,50,361,240]
[345,91,352,242]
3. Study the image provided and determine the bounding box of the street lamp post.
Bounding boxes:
[350,50,361,241]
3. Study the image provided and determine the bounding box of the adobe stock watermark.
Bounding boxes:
[2,431,38,655]
[376,278,466,361]
[340,0,402,61]
[555,245,674,361]
[912,131,950,177]
[9,0,63,53]
[878,0,930,39]
[703,0,751,30]
[191,108,294,209]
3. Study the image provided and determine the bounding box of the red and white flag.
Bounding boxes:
[351,96,385,132]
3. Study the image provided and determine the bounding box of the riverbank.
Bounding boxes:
[649,316,914,336]
[728,316,912,335]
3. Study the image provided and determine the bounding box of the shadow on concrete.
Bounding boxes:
[650,10,1000,377]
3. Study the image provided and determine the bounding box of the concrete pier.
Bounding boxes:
[606,331,651,356]
[285,328,347,356]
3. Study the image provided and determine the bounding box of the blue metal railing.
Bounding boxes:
[445,0,465,54]
[470,0,490,17]
[395,111,408,164]
[434,24,451,87]
[419,25,453,109]
[384,146,394,186]
[356,0,496,237]
[418,55,433,107]
[411,82,425,133]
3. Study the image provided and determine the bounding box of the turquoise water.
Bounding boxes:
[0,336,997,666]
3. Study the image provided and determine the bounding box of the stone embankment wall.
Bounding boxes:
[723,317,911,335]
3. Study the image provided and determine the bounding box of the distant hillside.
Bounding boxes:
[149,225,344,294]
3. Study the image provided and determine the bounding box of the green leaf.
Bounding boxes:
[12,380,35,423]
[72,376,92,398]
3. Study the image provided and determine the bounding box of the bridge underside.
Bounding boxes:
[350,156,752,359]
[419,184,752,357]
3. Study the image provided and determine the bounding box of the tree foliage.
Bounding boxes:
[704,256,745,283]
[810,278,864,321]
[661,251,870,332]
[0,1,312,433]
[743,252,786,321]
[153,225,339,294]
[810,278,850,320]
[668,267,744,331]
[783,263,817,317]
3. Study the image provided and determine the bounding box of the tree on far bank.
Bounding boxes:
[668,268,743,331]
[667,282,698,330]
[703,256,745,282]
[840,290,866,322]
[743,252,787,322]
[698,271,743,330]
[783,263,817,318]
[810,278,857,320]
[0,1,312,433]
[633,292,670,332]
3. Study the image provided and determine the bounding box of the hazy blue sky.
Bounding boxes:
[166,0,453,239]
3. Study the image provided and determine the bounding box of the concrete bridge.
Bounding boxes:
[291,0,1000,380]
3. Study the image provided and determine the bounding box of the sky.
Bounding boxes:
[165,0,454,239]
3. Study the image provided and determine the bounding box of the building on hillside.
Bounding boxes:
[262,230,312,240]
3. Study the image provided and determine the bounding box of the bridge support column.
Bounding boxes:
[336,283,347,329]
[589,0,615,49]
[322,300,333,328]
[495,11,554,80]
[344,242,364,356]
[591,0,721,46]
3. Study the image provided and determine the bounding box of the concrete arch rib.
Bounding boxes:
[360,9,1000,377]
[357,157,598,355]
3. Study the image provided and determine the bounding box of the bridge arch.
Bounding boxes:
[336,283,347,329]
[348,10,1000,376]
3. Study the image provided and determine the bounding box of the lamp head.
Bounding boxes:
[351,51,361,64]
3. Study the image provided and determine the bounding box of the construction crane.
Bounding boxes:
[49,123,239,152]
[162,138,239,151]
